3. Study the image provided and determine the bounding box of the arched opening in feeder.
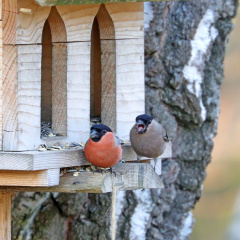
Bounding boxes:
[90,4,116,132]
[41,20,52,129]
[41,6,67,138]
[90,18,101,124]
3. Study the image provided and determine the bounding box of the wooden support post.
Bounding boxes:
[0,21,2,150]
[0,192,11,240]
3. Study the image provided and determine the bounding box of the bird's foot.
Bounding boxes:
[93,168,107,175]
[137,155,140,163]
[106,167,117,177]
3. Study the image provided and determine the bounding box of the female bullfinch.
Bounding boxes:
[84,124,122,170]
[130,114,169,167]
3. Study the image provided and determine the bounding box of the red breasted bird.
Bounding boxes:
[130,114,169,168]
[84,124,122,171]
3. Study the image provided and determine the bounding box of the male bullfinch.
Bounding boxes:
[84,124,122,172]
[130,114,169,168]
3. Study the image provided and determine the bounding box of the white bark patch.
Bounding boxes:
[115,191,126,226]
[144,2,154,30]
[179,211,194,240]
[183,9,218,121]
[130,189,153,240]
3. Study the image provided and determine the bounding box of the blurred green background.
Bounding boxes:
[190,7,240,240]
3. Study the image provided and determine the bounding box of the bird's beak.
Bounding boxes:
[136,119,146,134]
[90,129,99,139]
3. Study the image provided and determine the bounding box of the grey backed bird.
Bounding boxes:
[130,114,169,169]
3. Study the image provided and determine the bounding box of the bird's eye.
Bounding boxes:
[102,130,107,134]
[148,121,151,124]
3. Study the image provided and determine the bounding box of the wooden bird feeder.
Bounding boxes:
[0,0,171,238]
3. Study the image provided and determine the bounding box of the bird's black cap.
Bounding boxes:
[136,114,153,122]
[91,124,112,132]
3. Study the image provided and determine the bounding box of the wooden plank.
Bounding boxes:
[0,163,164,193]
[116,38,145,141]
[67,41,91,143]
[0,172,108,193]
[3,44,43,151]
[17,0,51,44]
[0,21,2,150]
[0,169,59,186]
[17,44,42,150]
[0,192,11,240]
[56,4,100,42]
[0,143,171,170]
[2,45,18,151]
[52,43,67,136]
[105,2,144,39]
[0,148,88,170]
[2,0,17,44]
[113,163,164,191]
[101,40,116,132]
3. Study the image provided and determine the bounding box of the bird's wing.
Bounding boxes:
[114,135,121,147]
[151,120,169,143]
[156,121,169,142]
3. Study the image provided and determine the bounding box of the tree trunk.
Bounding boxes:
[11,1,238,239]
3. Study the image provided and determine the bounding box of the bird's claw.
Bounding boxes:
[106,167,117,177]
[93,168,106,175]
[92,167,116,176]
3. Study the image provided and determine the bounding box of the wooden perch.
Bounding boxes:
[0,142,172,171]
[0,163,164,193]
[0,143,170,191]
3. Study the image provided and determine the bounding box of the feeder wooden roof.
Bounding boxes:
[35,0,162,6]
